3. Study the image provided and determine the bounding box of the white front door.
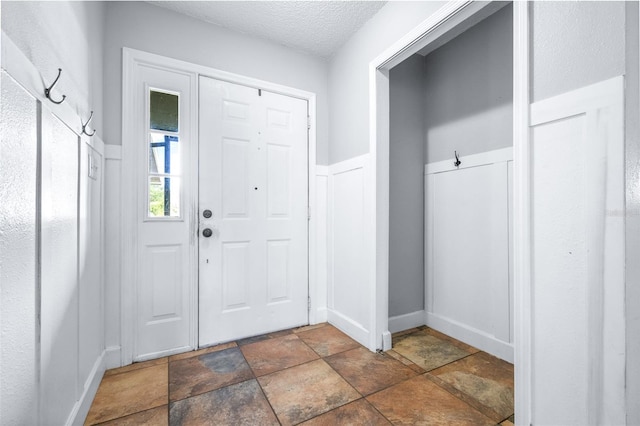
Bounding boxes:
[198,76,309,346]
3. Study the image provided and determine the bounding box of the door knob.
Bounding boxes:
[202,228,213,238]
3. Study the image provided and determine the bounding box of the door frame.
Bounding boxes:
[367,1,530,423]
[121,47,318,365]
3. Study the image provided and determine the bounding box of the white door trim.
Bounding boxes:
[368,0,530,421]
[512,3,531,425]
[121,48,318,366]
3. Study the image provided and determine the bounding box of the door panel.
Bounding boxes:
[199,77,308,346]
[135,65,196,360]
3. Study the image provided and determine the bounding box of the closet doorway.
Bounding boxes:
[371,1,626,424]
[388,3,514,362]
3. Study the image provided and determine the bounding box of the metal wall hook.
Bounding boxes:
[454,151,461,167]
[82,111,96,136]
[44,68,66,104]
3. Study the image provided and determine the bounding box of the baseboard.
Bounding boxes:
[105,346,122,370]
[327,309,371,350]
[425,312,514,362]
[69,350,106,426]
[388,310,426,333]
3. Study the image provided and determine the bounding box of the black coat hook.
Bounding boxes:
[454,151,461,167]
[82,111,96,136]
[44,68,66,104]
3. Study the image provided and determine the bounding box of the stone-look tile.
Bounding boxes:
[297,324,360,357]
[169,347,253,402]
[104,357,167,377]
[392,330,477,371]
[300,399,391,426]
[367,375,495,426]
[428,352,514,422]
[266,328,294,339]
[97,405,167,426]
[168,342,236,362]
[325,347,418,395]
[241,334,319,376]
[169,380,278,426]
[237,334,271,346]
[235,328,296,346]
[425,328,479,352]
[258,359,361,425]
[85,364,168,425]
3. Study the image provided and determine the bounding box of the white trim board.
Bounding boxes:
[311,166,330,324]
[425,147,513,175]
[425,313,514,362]
[121,47,319,366]
[104,144,122,160]
[512,3,531,426]
[70,351,106,426]
[388,310,426,334]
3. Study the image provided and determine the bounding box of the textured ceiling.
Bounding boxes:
[146,1,387,58]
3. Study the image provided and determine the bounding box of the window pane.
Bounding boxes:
[149,134,181,174]
[150,90,178,132]
[148,176,181,217]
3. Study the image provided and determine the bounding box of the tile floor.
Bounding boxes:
[85,324,514,426]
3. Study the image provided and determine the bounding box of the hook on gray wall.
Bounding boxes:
[454,151,461,167]
[44,68,66,105]
[82,111,96,137]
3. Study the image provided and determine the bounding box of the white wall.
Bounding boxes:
[531,2,638,423]
[103,1,329,165]
[327,155,373,347]
[425,151,513,362]
[1,2,107,423]
[531,1,625,102]
[0,71,39,426]
[423,3,512,163]
[2,1,106,132]
[328,1,445,164]
[624,2,640,424]
[388,55,425,320]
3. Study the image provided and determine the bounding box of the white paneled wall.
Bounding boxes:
[327,154,372,347]
[530,77,625,425]
[0,71,40,426]
[1,36,106,425]
[40,107,81,425]
[425,148,513,362]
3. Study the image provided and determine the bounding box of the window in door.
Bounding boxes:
[148,89,181,218]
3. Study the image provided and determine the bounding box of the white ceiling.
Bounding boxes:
[146,1,387,58]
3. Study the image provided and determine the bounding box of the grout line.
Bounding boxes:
[254,377,282,425]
